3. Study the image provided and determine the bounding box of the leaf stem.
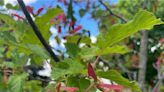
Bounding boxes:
[98,0,127,23]
[84,82,95,92]
[17,0,60,62]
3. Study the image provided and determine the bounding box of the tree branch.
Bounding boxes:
[98,0,127,23]
[17,0,60,62]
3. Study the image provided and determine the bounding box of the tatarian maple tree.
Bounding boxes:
[0,0,163,92]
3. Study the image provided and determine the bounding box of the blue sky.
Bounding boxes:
[29,0,118,36]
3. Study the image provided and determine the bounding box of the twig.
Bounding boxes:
[84,83,95,92]
[17,0,60,62]
[92,55,101,68]
[152,63,163,92]
[115,55,133,80]
[98,0,127,23]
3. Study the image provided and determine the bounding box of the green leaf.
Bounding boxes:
[79,9,86,17]
[97,10,164,48]
[65,43,80,57]
[80,36,91,44]
[67,35,91,44]
[1,62,15,68]
[79,45,129,59]
[67,0,76,21]
[22,28,41,45]
[66,35,80,43]
[8,73,28,92]
[79,46,99,59]
[0,0,4,5]
[24,80,43,92]
[0,31,17,45]
[0,13,27,42]
[67,76,93,92]
[97,70,141,92]
[35,8,62,41]
[0,13,16,28]
[23,44,49,59]
[99,45,130,55]
[0,24,10,31]
[52,59,84,80]
[5,4,19,10]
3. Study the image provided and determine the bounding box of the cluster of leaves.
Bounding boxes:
[115,0,164,86]
[0,0,163,92]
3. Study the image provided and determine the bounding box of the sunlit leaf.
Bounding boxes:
[88,63,97,81]
[35,8,62,41]
[52,59,84,79]
[97,10,164,48]
[97,70,141,92]
[8,73,28,92]
[67,76,94,92]
[97,84,123,91]
[65,43,80,57]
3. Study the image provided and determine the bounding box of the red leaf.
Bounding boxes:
[69,21,74,27]
[57,13,64,20]
[50,18,55,23]
[129,43,134,49]
[97,84,123,91]
[71,25,82,34]
[156,58,161,67]
[36,7,44,15]
[56,83,61,92]
[58,25,62,33]
[87,63,97,81]
[86,0,90,10]
[11,13,24,20]
[62,14,67,24]
[61,86,79,92]
[57,13,67,24]
[63,0,68,6]
[63,36,67,39]
[58,0,62,2]
[159,38,164,44]
[8,29,14,32]
[26,6,34,15]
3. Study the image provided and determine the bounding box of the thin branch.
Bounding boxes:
[92,55,101,68]
[84,83,95,92]
[98,0,127,23]
[152,63,163,92]
[17,0,60,62]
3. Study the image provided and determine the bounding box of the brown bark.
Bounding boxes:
[138,30,148,91]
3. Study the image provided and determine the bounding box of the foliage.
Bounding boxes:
[0,0,163,92]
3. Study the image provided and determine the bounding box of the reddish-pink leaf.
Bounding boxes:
[58,25,62,33]
[87,63,97,81]
[8,29,14,32]
[50,18,55,23]
[36,7,44,15]
[97,84,123,91]
[62,14,67,24]
[58,0,62,2]
[56,83,61,92]
[63,0,68,6]
[156,58,161,67]
[70,25,82,34]
[69,21,74,27]
[57,13,64,20]
[63,36,67,39]
[26,6,34,15]
[129,43,134,49]
[57,13,67,24]
[11,13,24,20]
[86,0,90,10]
[159,38,164,44]
[61,86,79,92]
